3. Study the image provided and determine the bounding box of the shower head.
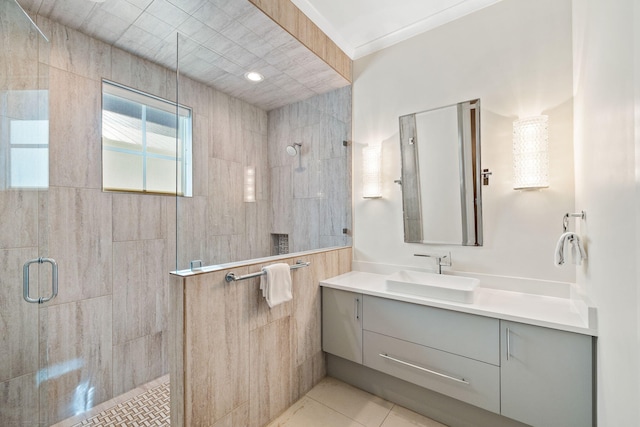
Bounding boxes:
[286,142,302,157]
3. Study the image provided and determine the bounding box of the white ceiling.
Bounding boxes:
[291,0,503,59]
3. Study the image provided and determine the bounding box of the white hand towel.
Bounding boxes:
[554,232,587,267]
[571,235,588,265]
[260,263,292,308]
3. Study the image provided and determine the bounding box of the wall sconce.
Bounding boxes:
[513,115,549,189]
[362,145,382,198]
[244,166,256,202]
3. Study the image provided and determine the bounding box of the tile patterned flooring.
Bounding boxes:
[72,381,169,426]
[55,376,446,427]
[268,377,448,427]
[51,376,170,427]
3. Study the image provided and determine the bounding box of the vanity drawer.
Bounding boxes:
[363,295,499,365]
[363,331,500,413]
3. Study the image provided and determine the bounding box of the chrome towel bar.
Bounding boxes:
[225,260,310,282]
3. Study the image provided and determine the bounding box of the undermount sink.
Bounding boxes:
[385,270,479,303]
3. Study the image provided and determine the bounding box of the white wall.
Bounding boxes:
[353,0,575,282]
[573,0,640,424]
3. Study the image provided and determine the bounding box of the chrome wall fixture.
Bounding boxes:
[286,142,302,156]
[563,211,586,232]
[414,252,452,274]
[225,260,310,282]
[481,169,492,185]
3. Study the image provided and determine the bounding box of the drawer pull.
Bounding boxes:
[379,353,470,385]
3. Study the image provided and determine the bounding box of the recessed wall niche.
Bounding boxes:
[272,234,290,256]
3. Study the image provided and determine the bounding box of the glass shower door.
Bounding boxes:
[0,0,53,425]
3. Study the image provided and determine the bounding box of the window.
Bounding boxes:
[2,89,49,190]
[102,80,192,196]
[9,116,49,189]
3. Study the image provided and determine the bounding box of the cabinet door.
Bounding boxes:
[322,288,363,364]
[500,321,593,427]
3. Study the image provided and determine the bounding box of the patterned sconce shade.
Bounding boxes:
[513,115,549,189]
[362,145,382,198]
[244,165,256,202]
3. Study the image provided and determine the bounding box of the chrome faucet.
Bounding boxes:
[414,252,452,274]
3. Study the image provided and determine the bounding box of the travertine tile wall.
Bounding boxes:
[170,247,352,427]
[175,70,271,269]
[268,86,352,253]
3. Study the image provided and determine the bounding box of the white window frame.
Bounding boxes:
[101,79,192,196]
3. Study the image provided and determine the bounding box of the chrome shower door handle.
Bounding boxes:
[23,258,39,303]
[23,257,58,304]
[39,258,58,303]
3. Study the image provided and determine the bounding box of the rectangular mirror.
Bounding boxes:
[399,99,482,246]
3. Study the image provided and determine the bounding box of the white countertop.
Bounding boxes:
[320,271,597,336]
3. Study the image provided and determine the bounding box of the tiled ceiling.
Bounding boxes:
[17,0,350,111]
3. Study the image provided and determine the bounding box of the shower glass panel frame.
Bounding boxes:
[3,3,180,425]
[174,33,353,273]
[0,0,52,425]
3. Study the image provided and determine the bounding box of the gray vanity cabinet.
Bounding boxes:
[322,288,363,364]
[321,287,594,426]
[500,320,593,427]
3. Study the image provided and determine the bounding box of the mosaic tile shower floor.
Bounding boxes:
[72,382,169,427]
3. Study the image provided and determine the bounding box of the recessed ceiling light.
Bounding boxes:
[244,71,264,82]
